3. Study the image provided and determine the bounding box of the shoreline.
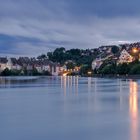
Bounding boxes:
[91,74,140,79]
[0,74,140,80]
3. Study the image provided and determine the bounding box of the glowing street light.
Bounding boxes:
[63,73,67,76]
[88,71,92,75]
[132,48,138,53]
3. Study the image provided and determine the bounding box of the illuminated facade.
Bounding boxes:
[118,49,133,64]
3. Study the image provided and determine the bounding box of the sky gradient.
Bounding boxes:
[0,0,140,56]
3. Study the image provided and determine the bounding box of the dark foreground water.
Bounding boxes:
[0,76,140,140]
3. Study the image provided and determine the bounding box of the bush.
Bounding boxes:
[101,64,116,75]
[32,68,41,76]
[43,71,52,76]
[111,46,119,54]
[79,66,92,76]
[116,63,130,75]
[1,68,12,76]
[129,64,140,74]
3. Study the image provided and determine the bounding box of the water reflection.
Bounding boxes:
[61,76,79,96]
[129,81,139,140]
[0,77,140,140]
[0,76,39,88]
[61,76,96,96]
[88,77,92,94]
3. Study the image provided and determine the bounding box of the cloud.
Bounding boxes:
[0,0,140,56]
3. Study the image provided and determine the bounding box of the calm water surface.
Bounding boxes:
[0,76,139,140]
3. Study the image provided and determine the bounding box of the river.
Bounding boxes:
[0,76,139,140]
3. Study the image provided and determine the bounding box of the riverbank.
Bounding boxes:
[1,74,140,80]
[91,74,140,79]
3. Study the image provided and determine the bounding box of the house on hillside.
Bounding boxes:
[118,49,133,64]
[32,59,61,76]
[92,58,103,70]
[51,63,61,76]
[0,57,8,72]
[33,59,51,73]
[42,60,52,72]
[7,58,22,70]
[18,57,33,70]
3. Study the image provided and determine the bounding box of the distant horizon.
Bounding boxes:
[0,40,140,57]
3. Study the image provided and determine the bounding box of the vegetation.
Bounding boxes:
[0,68,51,76]
[1,68,13,76]
[2,45,140,77]
[1,68,22,76]
[129,64,140,74]
[111,46,119,54]
[100,64,116,75]
[116,63,130,75]
[37,54,47,60]
[47,47,96,67]
[79,65,93,76]
[66,62,75,70]
[97,61,140,75]
[37,47,140,76]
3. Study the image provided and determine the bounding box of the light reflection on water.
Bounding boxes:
[0,76,140,140]
[61,76,79,96]
[129,81,139,140]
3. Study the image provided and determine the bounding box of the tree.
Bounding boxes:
[129,64,140,74]
[32,68,41,76]
[1,68,12,76]
[111,46,119,54]
[101,64,116,75]
[117,63,130,75]
[79,65,92,76]
[53,47,66,63]
[121,45,126,50]
[47,52,53,61]
[37,54,47,60]
[66,62,75,70]
[67,49,81,56]
[43,71,52,76]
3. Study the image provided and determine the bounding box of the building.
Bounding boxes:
[42,60,52,72]
[118,49,133,64]
[7,58,22,70]
[0,57,8,72]
[92,58,103,70]
[51,63,61,76]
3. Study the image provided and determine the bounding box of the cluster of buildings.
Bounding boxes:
[92,42,140,70]
[0,56,82,76]
[0,57,62,76]
[1,42,140,76]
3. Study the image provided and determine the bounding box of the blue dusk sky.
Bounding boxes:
[0,0,140,56]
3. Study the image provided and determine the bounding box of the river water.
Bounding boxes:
[0,76,139,140]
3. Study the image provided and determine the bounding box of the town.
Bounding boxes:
[0,42,140,76]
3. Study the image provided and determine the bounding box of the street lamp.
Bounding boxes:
[132,48,138,53]
[88,71,92,76]
[132,47,139,61]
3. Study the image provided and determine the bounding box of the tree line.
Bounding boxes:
[96,60,140,75]
[38,47,97,66]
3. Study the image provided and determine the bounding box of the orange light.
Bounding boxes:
[88,71,92,75]
[63,73,67,76]
[132,48,138,53]
[129,81,138,140]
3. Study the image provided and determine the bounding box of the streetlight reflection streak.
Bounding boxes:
[129,81,139,140]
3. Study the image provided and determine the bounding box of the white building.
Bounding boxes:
[7,58,22,70]
[35,65,42,73]
[92,58,103,70]
[51,64,61,76]
[0,57,8,72]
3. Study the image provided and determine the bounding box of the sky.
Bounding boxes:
[0,0,140,56]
